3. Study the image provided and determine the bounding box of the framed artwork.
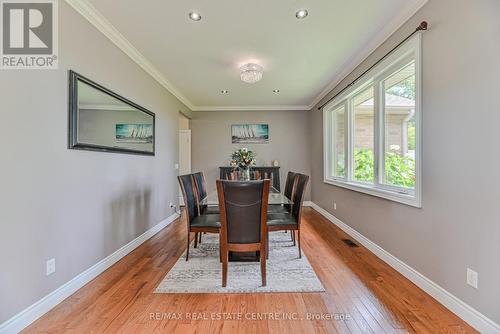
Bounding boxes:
[231,124,269,144]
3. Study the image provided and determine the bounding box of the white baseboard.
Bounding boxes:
[309,203,500,334]
[0,212,180,334]
[303,201,313,207]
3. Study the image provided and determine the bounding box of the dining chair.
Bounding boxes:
[216,179,270,287]
[193,171,219,215]
[268,171,297,214]
[178,174,221,261]
[267,173,309,258]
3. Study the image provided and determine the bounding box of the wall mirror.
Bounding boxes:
[68,70,155,155]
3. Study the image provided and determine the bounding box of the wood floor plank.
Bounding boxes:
[22,208,477,334]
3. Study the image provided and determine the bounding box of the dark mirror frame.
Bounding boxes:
[68,70,156,156]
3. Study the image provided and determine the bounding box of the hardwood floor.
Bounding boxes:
[24,208,476,333]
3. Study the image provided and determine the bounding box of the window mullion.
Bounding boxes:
[346,99,353,182]
[374,80,383,188]
[327,109,332,180]
[373,80,381,187]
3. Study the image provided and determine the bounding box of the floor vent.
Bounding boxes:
[342,239,359,247]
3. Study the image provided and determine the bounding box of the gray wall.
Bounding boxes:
[0,2,189,323]
[191,111,311,198]
[310,0,500,324]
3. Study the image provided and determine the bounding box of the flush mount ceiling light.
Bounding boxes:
[295,9,308,19]
[188,12,202,21]
[221,90,229,94]
[273,89,280,93]
[240,63,263,84]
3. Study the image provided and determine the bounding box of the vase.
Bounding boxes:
[239,167,250,180]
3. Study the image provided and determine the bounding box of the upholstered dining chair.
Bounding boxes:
[267,173,309,258]
[193,171,219,215]
[268,171,297,214]
[216,179,270,287]
[178,174,220,261]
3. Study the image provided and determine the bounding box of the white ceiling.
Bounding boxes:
[72,0,427,111]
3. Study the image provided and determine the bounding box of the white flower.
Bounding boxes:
[389,144,400,151]
[242,148,248,153]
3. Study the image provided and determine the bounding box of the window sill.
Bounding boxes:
[324,178,421,208]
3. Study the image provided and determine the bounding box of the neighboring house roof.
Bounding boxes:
[362,93,415,108]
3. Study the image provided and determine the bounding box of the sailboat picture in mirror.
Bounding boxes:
[116,124,153,143]
[231,124,269,144]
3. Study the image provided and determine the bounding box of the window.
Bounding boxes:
[324,34,421,207]
[352,87,375,184]
[382,62,416,189]
[330,103,346,178]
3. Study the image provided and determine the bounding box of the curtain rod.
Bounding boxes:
[317,21,428,111]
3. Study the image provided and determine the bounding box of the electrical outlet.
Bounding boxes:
[174,163,179,170]
[170,202,176,209]
[46,258,55,276]
[466,268,478,289]
[333,202,337,210]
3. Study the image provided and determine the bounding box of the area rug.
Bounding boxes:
[155,232,325,293]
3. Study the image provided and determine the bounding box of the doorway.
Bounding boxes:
[178,113,191,205]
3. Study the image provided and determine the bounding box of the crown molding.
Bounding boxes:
[308,0,429,109]
[192,105,311,112]
[65,0,195,111]
[66,0,428,113]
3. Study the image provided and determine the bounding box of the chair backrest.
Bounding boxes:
[192,172,207,202]
[284,172,297,198]
[291,173,309,222]
[284,171,297,211]
[217,180,270,244]
[178,174,198,224]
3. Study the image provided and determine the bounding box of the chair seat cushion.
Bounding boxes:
[202,206,220,215]
[191,214,221,228]
[267,205,289,214]
[267,213,298,227]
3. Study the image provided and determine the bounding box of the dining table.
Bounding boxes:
[200,184,293,262]
[200,186,292,206]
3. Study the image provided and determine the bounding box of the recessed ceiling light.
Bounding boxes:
[189,12,202,21]
[273,89,280,93]
[295,9,308,19]
[221,90,229,94]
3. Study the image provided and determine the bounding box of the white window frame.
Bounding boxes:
[325,101,348,181]
[323,34,422,208]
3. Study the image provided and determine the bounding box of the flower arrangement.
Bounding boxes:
[230,147,256,169]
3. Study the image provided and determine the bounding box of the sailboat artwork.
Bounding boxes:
[231,124,269,144]
[116,124,154,143]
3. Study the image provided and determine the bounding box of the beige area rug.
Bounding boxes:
[155,232,325,293]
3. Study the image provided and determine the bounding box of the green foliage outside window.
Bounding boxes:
[351,149,415,188]
[383,151,415,188]
[353,149,375,182]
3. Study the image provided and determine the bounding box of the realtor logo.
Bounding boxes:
[1,0,58,69]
